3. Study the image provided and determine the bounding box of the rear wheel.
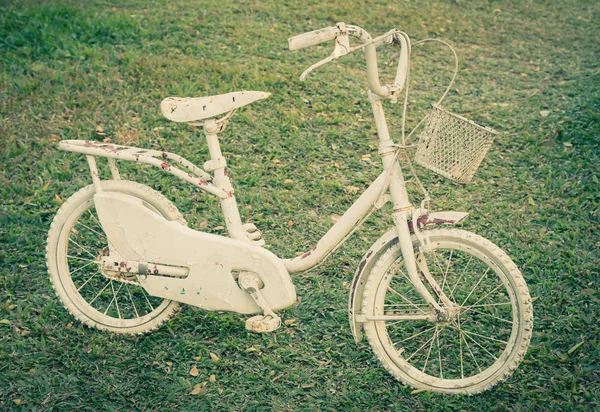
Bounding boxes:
[46,180,185,334]
[362,229,532,394]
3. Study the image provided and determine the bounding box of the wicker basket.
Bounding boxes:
[415,105,498,184]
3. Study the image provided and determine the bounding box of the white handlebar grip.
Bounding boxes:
[288,27,337,51]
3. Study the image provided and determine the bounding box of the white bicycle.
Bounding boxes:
[46,23,533,394]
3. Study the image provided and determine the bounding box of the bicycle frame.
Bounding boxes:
[59,24,449,315]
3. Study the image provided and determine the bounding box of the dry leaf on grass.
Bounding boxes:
[189,366,199,377]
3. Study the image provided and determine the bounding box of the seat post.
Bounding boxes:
[203,118,249,242]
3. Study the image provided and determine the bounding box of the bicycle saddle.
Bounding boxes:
[160,91,270,123]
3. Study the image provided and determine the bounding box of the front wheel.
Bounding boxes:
[361,228,533,394]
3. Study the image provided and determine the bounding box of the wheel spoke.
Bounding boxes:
[463,329,498,361]
[459,316,464,379]
[461,301,512,309]
[89,280,112,306]
[113,282,123,319]
[460,284,503,315]
[393,326,436,346]
[460,267,491,307]
[68,237,97,260]
[468,308,513,325]
[104,281,117,315]
[126,284,140,319]
[460,328,508,345]
[405,331,437,362]
[461,330,482,373]
[437,328,443,379]
[77,220,105,239]
[87,209,104,229]
[68,260,97,276]
[449,255,473,299]
[142,288,155,312]
[422,326,438,373]
[67,255,96,263]
[387,286,428,314]
[76,270,101,292]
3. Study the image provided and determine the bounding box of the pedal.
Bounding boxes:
[238,271,281,333]
[245,314,281,333]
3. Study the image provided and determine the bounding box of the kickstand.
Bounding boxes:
[238,272,281,333]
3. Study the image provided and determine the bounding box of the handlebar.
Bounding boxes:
[288,26,338,51]
[287,24,410,100]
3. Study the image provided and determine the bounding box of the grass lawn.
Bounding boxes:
[1,0,599,409]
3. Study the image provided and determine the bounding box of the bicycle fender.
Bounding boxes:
[94,192,296,314]
[349,211,468,343]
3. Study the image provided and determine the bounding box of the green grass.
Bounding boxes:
[1,0,599,409]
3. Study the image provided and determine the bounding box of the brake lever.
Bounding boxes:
[300,22,350,81]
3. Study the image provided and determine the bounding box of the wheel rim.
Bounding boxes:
[55,197,173,330]
[372,239,521,390]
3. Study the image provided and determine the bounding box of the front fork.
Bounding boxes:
[392,210,455,317]
[370,91,453,317]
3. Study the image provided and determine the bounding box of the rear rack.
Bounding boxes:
[59,140,229,199]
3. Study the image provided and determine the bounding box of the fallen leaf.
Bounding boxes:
[210,353,219,362]
[31,63,46,72]
[563,142,573,147]
[284,318,297,326]
[66,322,73,329]
[42,181,51,191]
[209,374,216,383]
[199,221,208,229]
[360,154,371,161]
[411,388,427,394]
[95,125,106,136]
[1,319,11,325]
[214,226,225,231]
[331,214,341,223]
[528,197,536,206]
[539,110,551,117]
[272,159,281,164]
[165,361,173,367]
[284,179,293,186]
[193,356,201,361]
[189,366,199,377]
[189,384,202,395]
[568,340,584,355]
[345,186,360,195]
[287,220,294,226]
[245,347,259,353]
[55,194,63,204]
[13,399,22,405]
